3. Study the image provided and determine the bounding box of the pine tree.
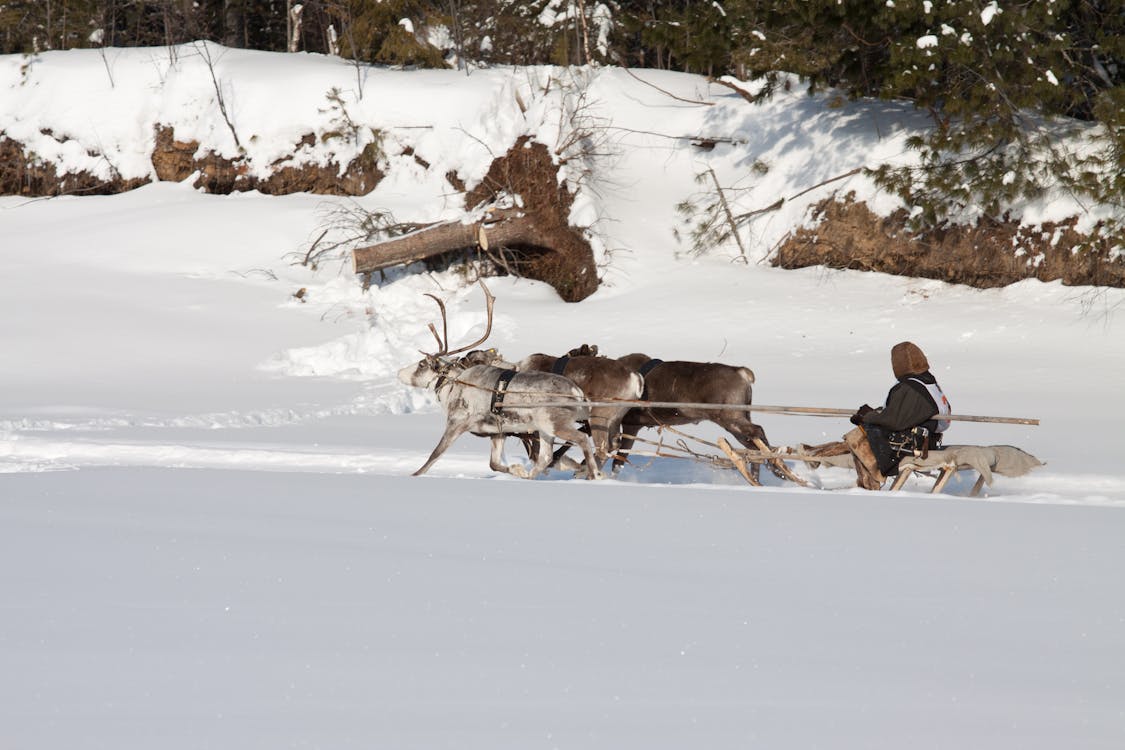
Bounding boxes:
[869,0,1123,243]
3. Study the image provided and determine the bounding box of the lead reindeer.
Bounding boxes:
[398,281,601,480]
[614,353,771,479]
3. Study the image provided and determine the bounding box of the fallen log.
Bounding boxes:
[350,208,598,302]
[353,212,491,274]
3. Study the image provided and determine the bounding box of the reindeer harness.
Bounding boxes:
[637,358,664,398]
[490,369,518,415]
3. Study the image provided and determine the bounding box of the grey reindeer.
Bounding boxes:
[398,281,601,479]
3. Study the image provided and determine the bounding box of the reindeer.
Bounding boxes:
[398,282,601,480]
[515,346,643,470]
[613,353,770,478]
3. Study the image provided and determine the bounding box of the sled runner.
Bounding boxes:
[887,444,1044,495]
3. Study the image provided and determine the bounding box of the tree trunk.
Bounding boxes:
[351,209,598,302]
[223,0,241,48]
[352,219,479,273]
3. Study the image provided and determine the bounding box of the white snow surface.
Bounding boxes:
[2,47,1124,749]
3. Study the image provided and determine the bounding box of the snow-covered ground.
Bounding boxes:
[2,46,1123,748]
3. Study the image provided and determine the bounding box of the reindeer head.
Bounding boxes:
[397,280,496,391]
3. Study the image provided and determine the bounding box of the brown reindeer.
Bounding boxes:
[515,349,643,470]
[397,282,600,479]
[614,353,770,477]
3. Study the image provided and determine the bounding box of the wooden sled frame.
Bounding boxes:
[609,426,1037,498]
[888,465,987,496]
[716,441,1021,497]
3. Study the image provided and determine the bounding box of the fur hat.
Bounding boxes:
[891,341,929,379]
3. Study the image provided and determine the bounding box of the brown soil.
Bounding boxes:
[775,195,1125,288]
[463,136,598,302]
[1,127,384,198]
[0,135,147,196]
[150,126,383,195]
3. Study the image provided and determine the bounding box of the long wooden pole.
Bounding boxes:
[496,399,1039,426]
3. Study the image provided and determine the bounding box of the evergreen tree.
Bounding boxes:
[869,0,1123,243]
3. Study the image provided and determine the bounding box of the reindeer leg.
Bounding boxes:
[414,423,467,476]
[719,414,770,483]
[527,433,553,478]
[557,425,602,480]
[548,443,584,474]
[519,433,538,463]
[604,410,628,459]
[740,423,805,484]
[612,424,639,475]
[490,435,527,478]
[588,411,611,468]
[549,418,589,475]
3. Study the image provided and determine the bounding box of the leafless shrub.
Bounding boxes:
[298,200,426,270]
[194,42,242,153]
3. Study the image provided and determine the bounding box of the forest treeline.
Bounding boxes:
[2,1,1122,247]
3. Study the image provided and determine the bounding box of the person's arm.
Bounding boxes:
[863,382,935,431]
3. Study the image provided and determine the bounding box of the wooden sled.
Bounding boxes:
[612,424,1043,497]
[887,445,1044,496]
[719,441,1043,496]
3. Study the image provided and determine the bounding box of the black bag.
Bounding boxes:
[890,426,942,459]
[870,425,942,474]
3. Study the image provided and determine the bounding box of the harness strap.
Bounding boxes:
[551,356,570,375]
[907,377,952,432]
[636,358,664,401]
[490,369,517,415]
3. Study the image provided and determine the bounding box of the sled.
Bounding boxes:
[620,427,1043,496]
[721,442,1044,496]
[886,445,1044,496]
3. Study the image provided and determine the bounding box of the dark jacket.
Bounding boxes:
[861,370,947,475]
[863,370,944,433]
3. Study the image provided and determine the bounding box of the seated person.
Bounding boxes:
[846,341,951,489]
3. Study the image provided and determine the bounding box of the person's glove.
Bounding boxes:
[850,404,874,425]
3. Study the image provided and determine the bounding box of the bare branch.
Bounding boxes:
[195,42,241,152]
[622,67,714,106]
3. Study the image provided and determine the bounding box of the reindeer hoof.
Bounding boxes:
[508,464,530,479]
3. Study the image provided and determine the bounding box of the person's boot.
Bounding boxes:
[843,427,885,490]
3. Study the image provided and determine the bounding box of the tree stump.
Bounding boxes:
[350,137,599,302]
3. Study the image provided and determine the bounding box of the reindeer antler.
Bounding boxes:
[420,280,496,357]
[445,280,496,356]
[423,293,449,354]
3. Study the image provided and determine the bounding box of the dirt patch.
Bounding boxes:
[774,195,1125,288]
[0,135,148,196]
[464,136,598,302]
[1,127,384,198]
[151,126,383,195]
